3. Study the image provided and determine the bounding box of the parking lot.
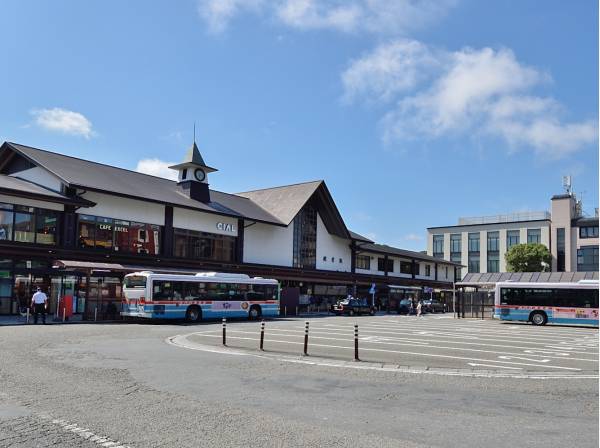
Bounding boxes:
[171,314,599,377]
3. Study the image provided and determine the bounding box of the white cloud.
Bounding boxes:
[197,0,265,34]
[344,41,597,157]
[31,107,95,139]
[196,0,456,34]
[135,158,179,181]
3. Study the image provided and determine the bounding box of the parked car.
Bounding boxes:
[422,299,446,313]
[397,299,415,315]
[331,298,375,316]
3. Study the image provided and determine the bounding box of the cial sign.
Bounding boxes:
[216,222,235,233]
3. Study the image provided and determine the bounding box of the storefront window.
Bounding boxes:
[95,217,113,249]
[174,229,188,257]
[78,215,96,248]
[35,211,58,245]
[14,212,35,243]
[173,228,235,262]
[130,222,160,255]
[113,220,130,252]
[0,204,14,241]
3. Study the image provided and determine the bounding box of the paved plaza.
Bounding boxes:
[0,317,597,447]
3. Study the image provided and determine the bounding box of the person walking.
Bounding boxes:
[31,287,48,324]
[416,300,423,318]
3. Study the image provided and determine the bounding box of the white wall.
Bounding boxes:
[315,214,351,272]
[0,194,63,211]
[173,207,237,236]
[10,166,63,192]
[78,191,165,225]
[243,221,294,267]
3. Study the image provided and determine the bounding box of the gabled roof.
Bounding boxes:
[0,142,282,225]
[359,242,463,266]
[0,175,95,207]
[236,180,350,239]
[349,230,374,243]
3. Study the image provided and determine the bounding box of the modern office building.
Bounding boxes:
[427,191,599,279]
[0,141,460,317]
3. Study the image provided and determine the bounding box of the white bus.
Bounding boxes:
[122,271,280,322]
[494,280,599,326]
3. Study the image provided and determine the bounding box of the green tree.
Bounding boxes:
[505,243,551,272]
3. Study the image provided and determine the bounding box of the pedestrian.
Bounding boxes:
[416,300,423,318]
[31,287,48,324]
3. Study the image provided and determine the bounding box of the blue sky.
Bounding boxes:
[1,0,598,250]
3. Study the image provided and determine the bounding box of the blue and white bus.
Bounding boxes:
[494,280,599,326]
[122,271,280,322]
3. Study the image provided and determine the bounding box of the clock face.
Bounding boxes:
[194,168,206,182]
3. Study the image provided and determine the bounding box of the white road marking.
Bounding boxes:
[468,363,522,370]
[39,416,131,447]
[167,335,599,379]
[497,356,550,363]
[194,332,583,370]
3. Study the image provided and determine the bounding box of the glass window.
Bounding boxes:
[487,231,499,252]
[130,222,160,255]
[13,212,34,243]
[356,255,370,270]
[95,217,113,250]
[173,228,235,262]
[78,215,96,248]
[450,234,461,254]
[506,230,520,249]
[468,233,480,252]
[400,261,412,275]
[113,220,130,252]
[577,246,599,272]
[468,254,480,273]
[377,258,393,272]
[580,226,599,238]
[527,228,541,244]
[432,235,444,256]
[425,265,431,276]
[174,229,188,258]
[35,211,58,245]
[292,203,317,269]
[487,252,500,273]
[0,209,13,241]
[556,228,565,272]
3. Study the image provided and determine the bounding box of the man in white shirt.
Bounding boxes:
[31,287,48,324]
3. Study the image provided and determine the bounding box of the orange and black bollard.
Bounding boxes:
[354,324,359,361]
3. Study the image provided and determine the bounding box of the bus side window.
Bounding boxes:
[153,281,171,300]
[172,282,184,301]
[247,285,265,300]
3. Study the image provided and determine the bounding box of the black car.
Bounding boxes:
[422,299,446,313]
[398,299,415,315]
[331,298,375,316]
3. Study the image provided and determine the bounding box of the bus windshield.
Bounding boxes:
[124,275,147,288]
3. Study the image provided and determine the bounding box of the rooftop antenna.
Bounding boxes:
[193,122,196,144]
[562,175,572,195]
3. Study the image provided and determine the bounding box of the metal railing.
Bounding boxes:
[458,211,550,226]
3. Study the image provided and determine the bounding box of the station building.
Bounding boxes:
[427,191,599,279]
[0,141,460,318]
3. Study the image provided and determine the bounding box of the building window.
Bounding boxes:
[506,230,520,249]
[292,202,317,269]
[557,228,565,272]
[580,226,599,238]
[445,266,448,278]
[527,228,541,244]
[356,255,370,270]
[425,265,431,276]
[577,246,599,272]
[487,231,499,252]
[487,252,500,273]
[468,254,480,273]
[450,234,461,253]
[78,215,160,255]
[468,233,480,252]
[432,234,444,257]
[0,203,58,245]
[400,261,412,275]
[377,257,393,272]
[173,228,235,262]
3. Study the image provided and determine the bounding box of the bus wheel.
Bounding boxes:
[248,305,261,320]
[530,311,547,326]
[185,306,202,323]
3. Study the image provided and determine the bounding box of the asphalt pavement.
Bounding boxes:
[0,315,597,447]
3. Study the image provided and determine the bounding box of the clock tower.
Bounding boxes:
[169,141,217,203]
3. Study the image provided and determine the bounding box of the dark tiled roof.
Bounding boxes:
[572,216,599,226]
[349,230,373,243]
[459,271,599,285]
[360,243,463,266]
[0,175,94,206]
[3,142,283,225]
[236,181,323,225]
